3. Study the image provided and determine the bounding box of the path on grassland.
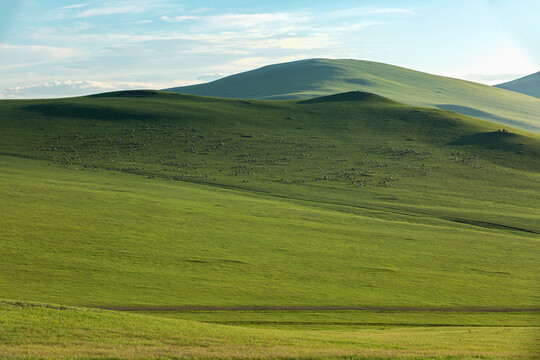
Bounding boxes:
[102,306,540,312]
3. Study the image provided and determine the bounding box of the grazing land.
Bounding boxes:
[0,90,539,359]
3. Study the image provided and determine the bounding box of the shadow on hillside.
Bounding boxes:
[436,104,495,118]
[89,90,161,98]
[436,104,525,126]
[23,103,153,121]
[299,91,395,104]
[343,78,373,86]
[449,131,519,148]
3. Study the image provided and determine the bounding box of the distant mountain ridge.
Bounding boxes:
[166,59,540,133]
[495,71,540,98]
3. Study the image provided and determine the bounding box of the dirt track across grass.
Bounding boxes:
[102,306,540,312]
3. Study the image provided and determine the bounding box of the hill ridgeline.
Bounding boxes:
[166,59,540,133]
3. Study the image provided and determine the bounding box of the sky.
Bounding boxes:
[1,0,538,98]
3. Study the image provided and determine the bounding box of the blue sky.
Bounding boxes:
[1,0,538,98]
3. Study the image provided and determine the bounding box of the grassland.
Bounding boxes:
[1,152,539,309]
[0,90,539,358]
[1,301,538,359]
[168,59,540,132]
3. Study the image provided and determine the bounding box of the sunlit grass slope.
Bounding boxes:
[0,90,538,311]
[1,153,539,309]
[167,59,540,132]
[1,301,538,360]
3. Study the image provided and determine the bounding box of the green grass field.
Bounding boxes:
[0,91,538,358]
[167,59,540,132]
[2,301,538,359]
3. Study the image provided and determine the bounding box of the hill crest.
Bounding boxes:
[298,91,399,105]
[166,58,540,133]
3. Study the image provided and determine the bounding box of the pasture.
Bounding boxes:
[0,91,538,358]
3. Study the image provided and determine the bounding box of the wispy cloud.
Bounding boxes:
[330,7,415,18]
[0,43,83,70]
[59,4,88,9]
[363,8,414,15]
[161,15,199,22]
[60,3,88,10]
[130,19,153,24]
[329,20,385,32]
[76,4,146,17]
[161,11,310,33]
[49,1,174,21]
[204,12,308,29]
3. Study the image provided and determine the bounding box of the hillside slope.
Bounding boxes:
[495,71,540,98]
[167,59,540,132]
[0,90,539,312]
[0,90,539,358]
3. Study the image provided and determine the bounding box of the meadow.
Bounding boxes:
[0,90,538,358]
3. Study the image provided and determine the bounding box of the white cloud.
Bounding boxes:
[0,44,82,70]
[363,8,414,15]
[161,15,199,22]
[204,13,304,29]
[60,3,88,10]
[161,11,310,33]
[76,4,146,18]
[330,7,415,18]
[130,19,153,24]
[327,20,385,32]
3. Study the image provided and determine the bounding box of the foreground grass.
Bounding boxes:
[143,309,540,329]
[1,301,538,359]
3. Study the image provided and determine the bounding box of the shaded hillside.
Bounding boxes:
[166,59,540,132]
[495,71,540,98]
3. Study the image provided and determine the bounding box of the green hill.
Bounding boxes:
[167,59,540,133]
[495,71,540,98]
[0,91,539,358]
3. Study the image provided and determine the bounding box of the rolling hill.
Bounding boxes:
[167,59,540,133]
[0,90,539,358]
[495,71,540,98]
